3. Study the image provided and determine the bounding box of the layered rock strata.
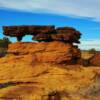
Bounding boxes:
[7,41,81,64]
[3,25,81,43]
[0,26,100,100]
[2,25,81,64]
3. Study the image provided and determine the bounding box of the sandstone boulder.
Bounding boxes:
[3,26,81,43]
[52,27,81,43]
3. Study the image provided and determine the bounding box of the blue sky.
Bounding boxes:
[0,0,100,50]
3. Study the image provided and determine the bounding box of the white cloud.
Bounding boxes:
[79,39,100,50]
[0,0,100,21]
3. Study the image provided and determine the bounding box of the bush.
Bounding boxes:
[0,37,11,57]
[0,48,7,57]
[0,37,11,48]
[88,48,96,54]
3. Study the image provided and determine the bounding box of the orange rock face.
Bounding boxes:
[7,41,81,64]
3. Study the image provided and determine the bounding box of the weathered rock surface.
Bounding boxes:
[52,27,81,43]
[0,41,99,100]
[3,25,55,41]
[3,26,81,43]
[90,53,100,66]
[0,61,99,100]
[3,25,55,36]
[7,41,81,64]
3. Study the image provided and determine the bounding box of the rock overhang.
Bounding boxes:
[2,25,81,43]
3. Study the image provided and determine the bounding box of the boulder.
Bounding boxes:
[51,27,81,43]
[3,26,81,43]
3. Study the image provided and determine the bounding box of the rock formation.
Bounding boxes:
[3,25,81,43]
[0,25,100,100]
[3,25,55,41]
[7,41,81,64]
[51,27,81,43]
[81,51,100,66]
[2,25,81,64]
[0,61,100,100]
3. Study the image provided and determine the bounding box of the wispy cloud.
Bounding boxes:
[0,0,100,21]
[79,39,100,50]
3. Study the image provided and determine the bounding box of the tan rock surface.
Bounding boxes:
[0,60,100,100]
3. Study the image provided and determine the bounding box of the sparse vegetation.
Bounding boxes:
[88,48,96,54]
[0,37,11,57]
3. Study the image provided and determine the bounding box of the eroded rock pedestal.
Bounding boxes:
[0,42,100,100]
[1,26,100,100]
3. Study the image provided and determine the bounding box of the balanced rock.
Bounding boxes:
[3,25,81,43]
[7,41,81,64]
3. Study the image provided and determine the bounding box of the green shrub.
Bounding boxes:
[0,37,11,57]
[0,37,11,48]
[0,48,7,57]
[88,48,96,54]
